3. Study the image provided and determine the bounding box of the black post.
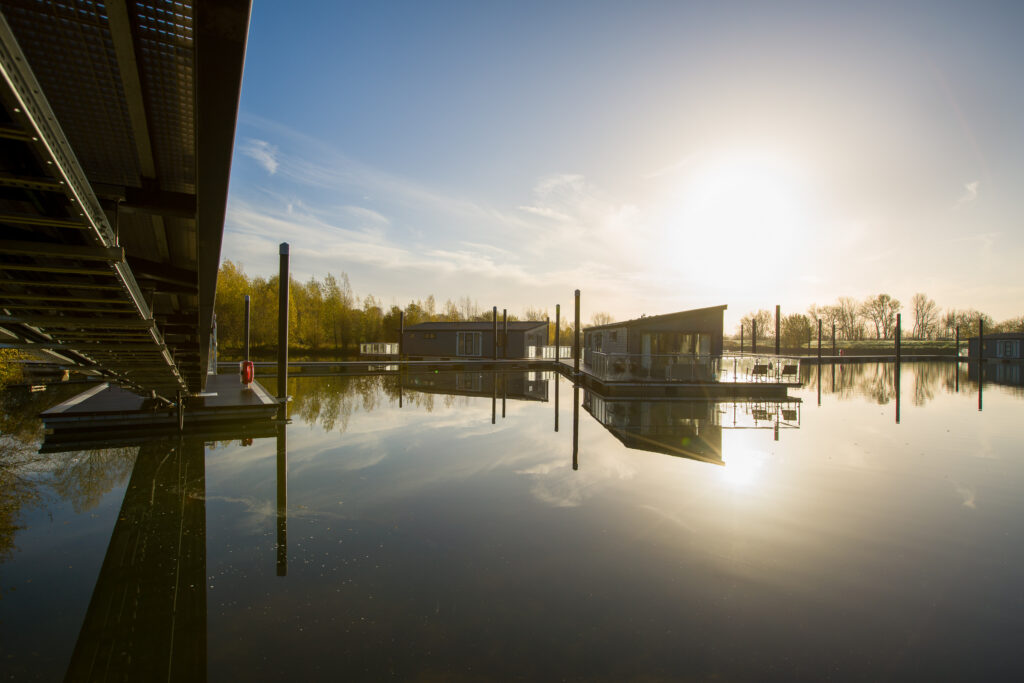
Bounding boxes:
[502,308,508,359]
[955,325,960,358]
[492,306,498,360]
[276,422,287,576]
[775,305,780,356]
[752,320,758,355]
[740,324,744,354]
[277,243,289,418]
[895,313,902,363]
[832,322,836,357]
[555,304,561,360]
[817,319,822,363]
[399,310,404,360]
[978,318,984,361]
[572,384,579,470]
[244,294,250,361]
[574,289,581,375]
[545,317,550,358]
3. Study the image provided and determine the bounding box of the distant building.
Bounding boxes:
[968,332,1024,360]
[402,321,548,359]
[582,305,727,381]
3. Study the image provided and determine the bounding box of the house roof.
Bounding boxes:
[583,305,728,332]
[405,320,548,332]
[975,332,1024,340]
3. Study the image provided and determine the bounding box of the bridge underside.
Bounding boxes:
[0,0,250,398]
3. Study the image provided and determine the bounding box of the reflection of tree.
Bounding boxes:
[0,386,139,565]
[800,361,957,406]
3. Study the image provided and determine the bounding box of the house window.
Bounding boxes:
[424,332,436,340]
[999,340,1019,357]
[609,331,618,343]
[457,331,482,356]
[594,334,603,351]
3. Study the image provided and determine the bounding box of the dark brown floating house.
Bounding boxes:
[583,305,727,381]
[969,332,1024,360]
[402,321,548,359]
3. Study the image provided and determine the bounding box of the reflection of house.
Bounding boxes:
[583,306,727,381]
[402,321,548,359]
[969,333,1024,360]
[583,392,724,465]
[402,371,550,402]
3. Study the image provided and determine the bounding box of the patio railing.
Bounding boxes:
[582,351,801,384]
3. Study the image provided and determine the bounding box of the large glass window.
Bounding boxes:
[457,331,482,356]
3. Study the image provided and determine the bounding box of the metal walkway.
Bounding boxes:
[0,1,250,399]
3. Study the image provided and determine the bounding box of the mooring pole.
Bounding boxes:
[740,323,744,354]
[277,242,289,418]
[895,313,902,363]
[817,319,822,362]
[502,308,508,359]
[545,316,550,358]
[832,322,836,356]
[244,294,250,362]
[492,306,498,360]
[955,325,960,358]
[775,304,780,355]
[555,304,561,360]
[574,289,581,375]
[978,318,984,361]
[752,320,757,355]
[399,310,404,360]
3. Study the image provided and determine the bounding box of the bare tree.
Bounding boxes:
[739,309,775,342]
[860,294,900,339]
[590,311,615,326]
[837,297,865,340]
[911,293,938,339]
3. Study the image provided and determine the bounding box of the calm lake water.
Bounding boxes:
[1,362,1022,680]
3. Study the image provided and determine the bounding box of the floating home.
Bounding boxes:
[402,321,548,359]
[582,305,727,381]
[968,332,1024,360]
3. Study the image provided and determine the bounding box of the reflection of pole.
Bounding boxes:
[572,384,579,470]
[895,361,901,424]
[244,294,250,361]
[502,373,506,418]
[955,361,960,392]
[978,369,983,412]
[278,243,290,420]
[276,423,288,576]
[817,362,821,406]
[554,373,560,432]
[491,374,496,424]
[831,360,836,392]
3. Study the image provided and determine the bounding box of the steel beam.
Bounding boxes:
[0,240,124,261]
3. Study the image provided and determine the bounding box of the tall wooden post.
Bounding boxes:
[502,308,507,359]
[817,318,822,362]
[277,243,289,417]
[492,306,498,360]
[545,316,550,358]
[955,325,960,358]
[398,310,404,359]
[978,318,984,361]
[832,322,836,356]
[775,305,780,355]
[555,304,561,359]
[752,320,758,355]
[574,289,581,375]
[243,294,250,361]
[740,323,744,354]
[895,313,902,363]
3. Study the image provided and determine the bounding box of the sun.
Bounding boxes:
[656,149,812,283]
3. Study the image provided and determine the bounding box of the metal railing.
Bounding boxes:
[582,351,801,384]
[527,345,573,359]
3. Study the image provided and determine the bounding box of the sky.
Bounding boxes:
[221,0,1024,330]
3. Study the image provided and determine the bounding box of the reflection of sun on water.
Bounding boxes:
[721,447,768,488]
[659,149,811,283]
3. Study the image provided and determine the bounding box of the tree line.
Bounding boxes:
[214,262,582,357]
[737,293,1024,349]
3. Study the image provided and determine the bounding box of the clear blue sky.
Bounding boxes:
[222,0,1024,328]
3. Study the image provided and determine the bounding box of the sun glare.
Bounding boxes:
[658,150,812,284]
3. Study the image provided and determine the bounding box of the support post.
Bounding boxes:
[555,304,561,360]
[740,324,744,354]
[244,294,250,362]
[277,243,289,418]
[399,310,404,360]
[775,304,780,355]
[177,390,184,431]
[492,306,498,360]
[752,320,757,355]
[978,318,984,361]
[502,308,507,359]
[545,316,550,358]
[955,325,960,358]
[574,289,581,375]
[832,322,836,357]
[817,318,822,362]
[895,313,901,363]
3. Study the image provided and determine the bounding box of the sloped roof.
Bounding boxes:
[584,305,728,333]
[406,320,547,332]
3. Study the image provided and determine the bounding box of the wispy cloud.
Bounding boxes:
[240,138,279,175]
[955,180,979,207]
